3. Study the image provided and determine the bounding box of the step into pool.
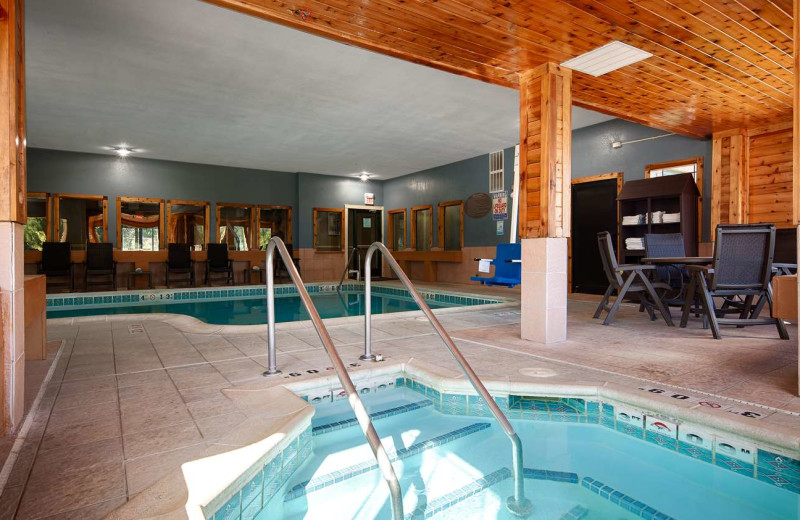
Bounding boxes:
[45,284,503,325]
[245,387,798,520]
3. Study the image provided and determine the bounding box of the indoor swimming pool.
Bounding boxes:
[45,284,502,325]
[215,383,799,520]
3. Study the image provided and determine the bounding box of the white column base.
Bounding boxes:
[520,237,567,343]
[0,222,24,433]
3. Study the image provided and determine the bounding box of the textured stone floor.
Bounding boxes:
[0,285,796,519]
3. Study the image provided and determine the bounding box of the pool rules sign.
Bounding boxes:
[492,192,508,221]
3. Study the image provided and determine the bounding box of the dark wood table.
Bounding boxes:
[642,257,712,265]
[127,270,152,290]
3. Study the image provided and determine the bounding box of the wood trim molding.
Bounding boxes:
[387,208,407,251]
[410,204,433,251]
[312,207,344,252]
[437,200,464,251]
[26,192,51,241]
[166,199,210,249]
[53,193,108,247]
[116,197,165,250]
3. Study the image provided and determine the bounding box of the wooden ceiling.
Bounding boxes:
[204,0,793,138]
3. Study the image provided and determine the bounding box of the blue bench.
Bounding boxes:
[471,243,521,288]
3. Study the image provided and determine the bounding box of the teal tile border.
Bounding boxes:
[582,477,677,520]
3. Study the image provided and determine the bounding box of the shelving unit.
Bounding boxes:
[617,173,699,264]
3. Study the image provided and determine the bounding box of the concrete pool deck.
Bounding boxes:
[0,282,797,519]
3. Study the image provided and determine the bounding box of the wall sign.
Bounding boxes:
[492,192,508,220]
[364,193,374,205]
[496,221,504,235]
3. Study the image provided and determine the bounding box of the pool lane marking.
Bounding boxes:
[451,336,800,420]
[0,340,67,497]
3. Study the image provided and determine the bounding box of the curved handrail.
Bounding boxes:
[363,242,532,518]
[263,237,404,519]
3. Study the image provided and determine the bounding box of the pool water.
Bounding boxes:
[46,290,454,325]
[259,389,799,520]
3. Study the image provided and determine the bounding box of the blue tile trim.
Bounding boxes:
[581,477,677,520]
[522,468,579,484]
[312,399,433,436]
[404,467,512,519]
[284,422,491,501]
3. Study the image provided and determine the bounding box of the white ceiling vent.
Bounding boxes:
[489,150,504,193]
[561,41,652,77]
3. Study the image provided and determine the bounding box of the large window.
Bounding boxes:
[217,203,253,251]
[117,197,164,251]
[258,205,292,250]
[411,205,433,251]
[54,194,107,250]
[25,192,50,251]
[167,200,209,250]
[438,200,463,251]
[388,209,406,251]
[313,208,343,252]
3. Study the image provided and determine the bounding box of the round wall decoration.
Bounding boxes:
[465,193,492,218]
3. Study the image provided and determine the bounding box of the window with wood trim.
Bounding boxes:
[117,197,165,251]
[216,203,254,251]
[646,157,703,239]
[388,209,406,251]
[313,208,343,252]
[54,194,108,250]
[167,200,209,250]
[411,205,433,251]
[438,200,463,251]
[25,192,50,251]
[258,205,292,250]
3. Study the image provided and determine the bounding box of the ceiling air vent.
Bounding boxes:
[561,41,652,77]
[489,151,504,193]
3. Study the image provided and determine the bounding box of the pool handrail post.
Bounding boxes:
[263,237,405,520]
[364,241,533,518]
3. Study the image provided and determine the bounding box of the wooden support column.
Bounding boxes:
[519,63,571,344]
[794,0,800,396]
[0,0,26,434]
[710,128,748,233]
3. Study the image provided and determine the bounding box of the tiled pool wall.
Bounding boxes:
[45,283,503,311]
[203,425,313,520]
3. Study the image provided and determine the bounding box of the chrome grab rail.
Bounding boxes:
[338,246,360,290]
[263,237,404,519]
[363,242,533,518]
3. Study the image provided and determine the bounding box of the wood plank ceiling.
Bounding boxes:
[204,0,793,139]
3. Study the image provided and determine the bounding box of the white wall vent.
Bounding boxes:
[489,150,504,193]
[561,41,652,77]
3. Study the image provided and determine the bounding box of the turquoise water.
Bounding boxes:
[260,389,799,520]
[46,291,454,325]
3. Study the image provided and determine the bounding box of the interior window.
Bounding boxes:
[647,162,698,180]
[55,194,107,250]
[167,200,208,250]
[314,208,343,252]
[25,193,49,251]
[118,198,163,251]
[217,204,253,251]
[389,210,406,250]
[258,206,292,250]
[439,201,463,251]
[412,206,432,251]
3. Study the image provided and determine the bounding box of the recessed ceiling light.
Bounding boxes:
[359,172,371,182]
[561,41,652,77]
[109,144,135,157]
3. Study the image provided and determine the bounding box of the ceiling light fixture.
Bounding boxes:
[561,41,652,77]
[359,172,371,182]
[111,145,135,157]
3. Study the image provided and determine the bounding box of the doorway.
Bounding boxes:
[346,207,383,280]
[570,173,622,294]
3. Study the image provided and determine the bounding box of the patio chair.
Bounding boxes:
[470,243,521,288]
[679,224,789,340]
[206,243,233,286]
[38,241,74,292]
[84,242,116,291]
[593,231,673,326]
[167,243,194,288]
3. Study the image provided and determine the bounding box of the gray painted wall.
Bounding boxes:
[572,119,713,241]
[383,146,516,248]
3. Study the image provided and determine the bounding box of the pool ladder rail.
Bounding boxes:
[262,237,532,519]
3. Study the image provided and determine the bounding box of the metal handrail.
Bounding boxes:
[262,237,404,519]
[338,246,359,290]
[363,242,533,518]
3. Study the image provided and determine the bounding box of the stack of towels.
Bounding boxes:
[662,212,680,223]
[625,237,645,250]
[622,214,644,226]
[650,211,664,224]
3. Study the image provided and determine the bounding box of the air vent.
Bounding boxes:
[489,151,504,193]
[561,41,652,77]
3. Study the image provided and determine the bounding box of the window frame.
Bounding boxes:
[53,193,108,248]
[215,202,255,251]
[437,200,464,251]
[166,199,210,249]
[116,196,165,251]
[387,208,407,251]
[410,204,434,251]
[25,192,51,249]
[312,207,344,252]
[257,204,293,249]
[645,156,704,240]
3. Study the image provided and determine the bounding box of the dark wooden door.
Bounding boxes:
[348,209,382,273]
[571,178,618,294]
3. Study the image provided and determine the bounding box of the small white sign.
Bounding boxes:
[492,192,508,220]
[364,193,375,205]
